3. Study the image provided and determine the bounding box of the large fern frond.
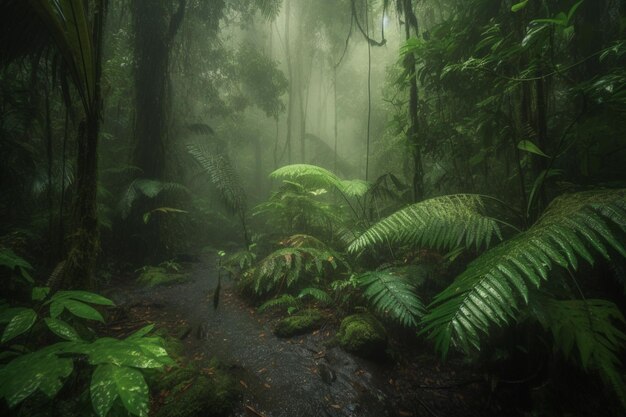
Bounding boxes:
[531,296,626,408]
[187,142,247,215]
[421,189,626,356]
[358,268,425,327]
[349,194,503,253]
[270,164,369,197]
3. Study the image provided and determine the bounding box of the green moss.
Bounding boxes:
[137,266,189,288]
[273,309,324,337]
[153,362,238,417]
[337,314,387,359]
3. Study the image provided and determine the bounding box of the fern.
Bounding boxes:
[349,194,503,253]
[421,189,626,356]
[358,268,425,327]
[257,294,299,314]
[298,287,332,305]
[270,164,369,197]
[187,141,247,216]
[252,246,341,295]
[119,179,187,219]
[531,296,626,408]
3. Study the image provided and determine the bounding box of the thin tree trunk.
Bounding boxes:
[402,0,424,201]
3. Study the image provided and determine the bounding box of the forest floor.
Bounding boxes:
[103,254,515,417]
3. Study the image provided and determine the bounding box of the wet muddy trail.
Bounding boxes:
[106,255,504,417]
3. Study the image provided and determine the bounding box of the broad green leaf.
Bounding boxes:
[0,343,74,407]
[127,324,155,340]
[32,287,51,301]
[2,309,37,343]
[63,300,104,322]
[52,291,115,306]
[91,364,118,417]
[518,140,550,158]
[511,0,529,12]
[113,366,149,417]
[45,318,82,341]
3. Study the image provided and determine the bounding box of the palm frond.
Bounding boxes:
[531,296,626,408]
[270,164,369,198]
[421,189,626,357]
[358,268,425,327]
[187,141,246,216]
[349,194,503,253]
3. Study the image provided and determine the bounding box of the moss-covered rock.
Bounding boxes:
[337,314,387,359]
[137,266,189,288]
[273,309,325,337]
[153,360,238,417]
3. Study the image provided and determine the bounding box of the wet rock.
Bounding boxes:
[137,266,189,288]
[273,309,325,337]
[337,314,387,359]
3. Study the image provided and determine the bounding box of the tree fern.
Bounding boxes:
[119,179,187,219]
[349,194,504,253]
[270,164,369,198]
[421,189,626,356]
[358,268,425,327]
[531,296,626,408]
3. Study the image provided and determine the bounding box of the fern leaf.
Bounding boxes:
[349,194,503,253]
[531,296,626,408]
[258,294,299,314]
[358,268,425,327]
[270,164,370,197]
[298,287,332,304]
[422,189,626,357]
[187,142,247,215]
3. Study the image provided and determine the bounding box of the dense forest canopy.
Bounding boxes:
[0,0,625,416]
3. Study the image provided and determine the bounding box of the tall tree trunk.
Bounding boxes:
[129,0,186,261]
[61,1,107,290]
[284,0,293,164]
[402,0,424,201]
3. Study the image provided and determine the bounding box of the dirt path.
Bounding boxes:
[106,255,505,417]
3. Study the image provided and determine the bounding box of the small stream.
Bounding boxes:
[113,256,395,417]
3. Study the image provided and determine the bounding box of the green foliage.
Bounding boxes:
[187,141,247,217]
[270,164,370,198]
[0,247,34,284]
[349,194,503,253]
[253,181,342,237]
[136,266,188,288]
[0,281,171,417]
[531,296,626,407]
[258,294,299,314]
[422,189,626,356]
[251,235,347,296]
[119,179,188,219]
[357,268,425,327]
[251,245,341,295]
